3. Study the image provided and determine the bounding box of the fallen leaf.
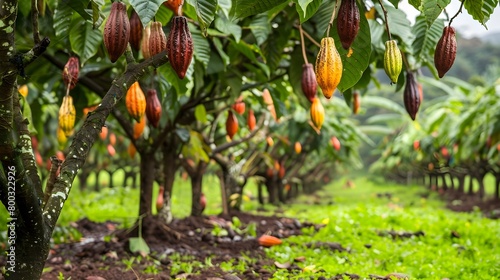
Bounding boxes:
[274,261,291,269]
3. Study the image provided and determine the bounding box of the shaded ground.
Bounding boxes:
[441,190,500,219]
[31,212,322,279]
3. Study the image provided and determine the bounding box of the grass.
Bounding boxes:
[264,176,500,279]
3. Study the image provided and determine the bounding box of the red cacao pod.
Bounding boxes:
[336,0,360,50]
[247,109,256,131]
[146,89,162,128]
[434,26,457,78]
[331,136,341,151]
[163,0,184,16]
[301,63,317,103]
[166,16,193,79]
[62,56,79,90]
[149,21,167,57]
[403,71,421,121]
[233,96,245,115]
[226,111,238,140]
[103,2,130,63]
[352,92,360,114]
[129,9,143,51]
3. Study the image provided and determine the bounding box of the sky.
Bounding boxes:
[398,1,500,38]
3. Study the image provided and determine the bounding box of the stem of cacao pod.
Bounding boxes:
[299,25,309,64]
[448,1,464,27]
[401,51,411,71]
[377,0,391,41]
[295,24,320,47]
[31,0,41,44]
[326,0,339,36]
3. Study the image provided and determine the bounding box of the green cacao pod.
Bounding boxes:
[434,26,457,78]
[315,37,342,99]
[166,16,193,79]
[301,63,317,103]
[103,2,130,63]
[336,0,360,50]
[403,71,421,121]
[383,40,403,84]
[310,97,325,130]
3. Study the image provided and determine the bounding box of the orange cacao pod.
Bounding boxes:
[163,0,184,16]
[247,109,256,131]
[107,144,116,157]
[352,92,360,114]
[58,95,76,137]
[226,110,238,140]
[126,82,146,122]
[133,117,146,139]
[331,136,341,151]
[310,97,325,130]
[146,89,162,128]
[62,57,79,90]
[403,71,421,121]
[233,96,245,115]
[103,1,130,63]
[18,84,28,98]
[258,235,282,247]
[166,16,193,79]
[141,24,152,59]
[100,126,108,140]
[301,63,317,103]
[337,0,360,50]
[294,142,302,154]
[129,10,143,51]
[434,26,457,78]
[128,142,137,158]
[262,89,277,121]
[315,37,342,99]
[149,22,167,57]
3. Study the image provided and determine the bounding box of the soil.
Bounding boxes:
[5,212,323,280]
[440,189,500,219]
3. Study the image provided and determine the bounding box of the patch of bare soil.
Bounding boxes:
[26,212,322,279]
[442,189,500,219]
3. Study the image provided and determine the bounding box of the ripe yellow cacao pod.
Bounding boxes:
[383,40,403,84]
[58,95,76,137]
[18,85,28,97]
[315,37,342,99]
[126,82,146,122]
[57,126,68,148]
[310,97,325,130]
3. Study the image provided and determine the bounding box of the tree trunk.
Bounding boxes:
[441,174,448,191]
[221,167,245,213]
[257,182,264,205]
[495,175,500,200]
[190,162,207,217]
[159,138,178,223]
[78,169,90,191]
[467,175,474,195]
[457,174,465,194]
[449,173,455,190]
[138,153,156,217]
[94,170,101,191]
[477,174,485,200]
[265,179,278,205]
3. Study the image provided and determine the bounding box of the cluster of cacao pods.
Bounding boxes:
[434,26,457,78]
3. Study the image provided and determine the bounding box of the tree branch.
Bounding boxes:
[212,116,266,154]
[31,0,41,44]
[42,51,169,230]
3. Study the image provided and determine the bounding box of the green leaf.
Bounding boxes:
[90,0,105,29]
[129,0,164,27]
[412,16,443,67]
[310,0,335,37]
[63,0,91,21]
[262,23,292,72]
[421,0,450,27]
[362,95,407,115]
[189,0,217,35]
[218,0,232,18]
[375,3,414,44]
[190,23,211,68]
[409,0,422,9]
[194,104,208,123]
[215,13,242,42]
[331,10,372,92]
[294,0,321,23]
[69,20,102,65]
[479,0,499,25]
[54,2,74,39]
[233,0,290,19]
[129,237,150,255]
[249,14,271,45]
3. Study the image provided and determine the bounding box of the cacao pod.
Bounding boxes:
[226,110,238,140]
[99,126,108,140]
[126,82,146,122]
[301,63,317,103]
[149,22,167,57]
[129,10,143,51]
[310,97,325,130]
[383,40,403,84]
[331,136,341,151]
[247,109,256,131]
[294,142,302,154]
[58,95,76,137]
[336,0,360,50]
[103,1,130,63]
[57,126,68,147]
[258,234,282,247]
[18,84,28,97]
[133,117,146,139]
[128,142,137,159]
[141,25,152,59]
[262,88,277,121]
[109,133,117,146]
[267,136,274,147]
[352,92,360,114]
[107,144,116,157]
[278,163,285,179]
[62,57,79,90]
[146,89,162,128]
[434,26,457,78]
[163,0,184,16]
[166,16,194,79]
[403,71,421,121]
[413,140,420,150]
[315,37,342,99]
[233,96,245,115]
